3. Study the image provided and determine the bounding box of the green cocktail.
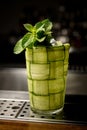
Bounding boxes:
[13,18,70,114]
[25,43,70,114]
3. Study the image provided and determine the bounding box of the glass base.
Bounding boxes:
[31,107,63,115]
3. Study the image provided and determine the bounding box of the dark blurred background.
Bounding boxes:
[0,0,87,70]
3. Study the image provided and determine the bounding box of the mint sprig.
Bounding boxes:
[13,19,53,54]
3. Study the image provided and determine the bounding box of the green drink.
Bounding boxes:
[13,18,70,114]
[25,43,70,114]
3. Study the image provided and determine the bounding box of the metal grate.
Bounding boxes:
[0,99,25,118]
[0,99,65,122]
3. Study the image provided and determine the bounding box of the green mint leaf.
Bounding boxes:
[35,21,44,29]
[41,19,53,32]
[35,23,45,33]
[45,31,52,35]
[13,18,54,54]
[36,25,45,33]
[36,36,46,42]
[13,38,24,54]
[22,33,35,48]
[23,24,34,32]
[46,21,52,32]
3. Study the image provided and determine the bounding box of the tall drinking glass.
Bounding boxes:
[25,43,70,114]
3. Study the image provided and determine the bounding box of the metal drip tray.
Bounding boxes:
[0,99,25,118]
[0,99,64,123]
[0,91,87,125]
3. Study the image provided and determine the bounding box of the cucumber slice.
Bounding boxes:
[49,61,63,79]
[33,94,49,110]
[64,43,70,61]
[64,62,68,76]
[47,46,64,61]
[30,63,49,79]
[29,92,33,108]
[26,60,31,78]
[33,47,47,63]
[64,43,70,49]
[49,92,63,109]
[33,80,48,95]
[27,79,33,92]
[49,78,65,93]
[25,48,33,61]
